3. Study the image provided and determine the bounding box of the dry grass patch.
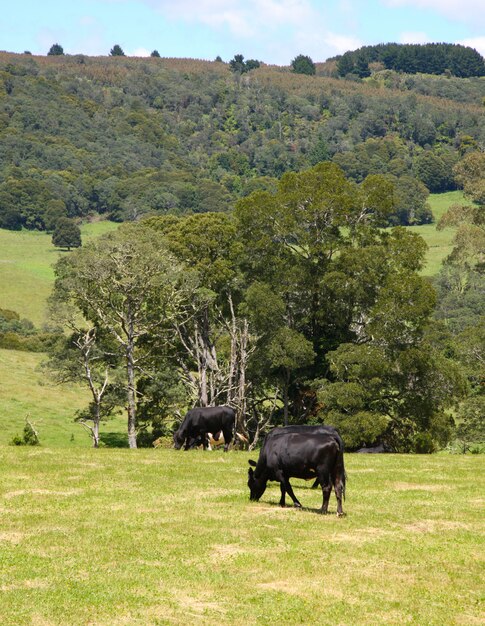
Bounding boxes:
[0,531,27,544]
[3,488,83,499]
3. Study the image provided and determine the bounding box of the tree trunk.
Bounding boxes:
[283,368,290,427]
[126,322,137,449]
[236,319,250,439]
[93,411,100,448]
[227,294,237,406]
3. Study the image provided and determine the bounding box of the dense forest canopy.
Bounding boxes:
[334,43,485,78]
[0,50,484,231]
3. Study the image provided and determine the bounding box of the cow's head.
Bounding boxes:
[247,460,267,501]
[173,430,184,450]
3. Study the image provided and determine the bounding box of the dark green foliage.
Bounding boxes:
[355,55,371,78]
[47,44,64,56]
[0,53,482,231]
[0,309,59,352]
[229,54,260,74]
[337,43,485,78]
[291,55,316,76]
[456,397,485,452]
[52,218,82,250]
[150,50,160,58]
[336,52,354,77]
[110,45,125,57]
[11,419,40,446]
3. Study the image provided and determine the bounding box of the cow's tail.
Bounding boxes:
[334,438,346,502]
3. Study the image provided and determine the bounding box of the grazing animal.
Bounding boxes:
[265,425,344,488]
[192,430,249,451]
[173,406,235,452]
[247,430,346,515]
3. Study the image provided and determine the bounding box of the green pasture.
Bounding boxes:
[411,191,467,276]
[0,448,483,625]
[0,221,118,326]
[0,349,126,448]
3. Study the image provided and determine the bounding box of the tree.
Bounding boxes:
[45,323,123,447]
[110,45,125,57]
[47,44,64,56]
[267,327,315,426]
[150,50,160,58]
[44,200,68,232]
[51,224,190,448]
[291,55,316,76]
[336,52,354,77]
[144,213,249,428]
[355,55,371,78]
[52,218,81,251]
[229,54,260,74]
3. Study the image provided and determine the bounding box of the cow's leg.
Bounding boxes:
[281,476,302,508]
[279,482,286,507]
[222,427,231,452]
[318,469,332,514]
[333,471,345,517]
[311,478,320,489]
[334,482,344,517]
[201,432,209,450]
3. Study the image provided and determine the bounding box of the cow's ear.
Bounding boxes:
[248,459,257,467]
[248,468,254,478]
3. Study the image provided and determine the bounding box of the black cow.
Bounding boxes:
[247,430,346,515]
[264,425,344,488]
[173,406,235,452]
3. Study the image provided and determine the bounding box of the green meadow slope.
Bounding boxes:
[0,221,118,326]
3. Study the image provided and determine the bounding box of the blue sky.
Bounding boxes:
[2,0,484,65]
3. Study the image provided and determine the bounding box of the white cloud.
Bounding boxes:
[141,0,314,35]
[323,32,362,55]
[383,0,485,23]
[399,31,430,44]
[130,47,151,57]
[456,36,485,56]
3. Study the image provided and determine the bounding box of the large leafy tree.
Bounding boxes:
[52,217,81,250]
[235,163,463,447]
[51,224,190,448]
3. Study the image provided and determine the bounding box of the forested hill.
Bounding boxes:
[0,51,484,229]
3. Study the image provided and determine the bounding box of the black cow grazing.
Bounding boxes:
[247,430,346,515]
[265,425,344,489]
[173,406,235,452]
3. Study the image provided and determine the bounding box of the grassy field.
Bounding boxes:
[0,448,483,625]
[409,191,467,277]
[0,221,118,326]
[0,349,126,448]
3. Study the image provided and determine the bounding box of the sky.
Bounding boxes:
[1,0,484,65]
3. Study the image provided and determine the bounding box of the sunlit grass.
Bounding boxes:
[0,449,483,625]
[410,191,472,276]
[0,349,126,448]
[0,221,118,326]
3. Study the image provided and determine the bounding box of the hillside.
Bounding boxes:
[0,52,483,229]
